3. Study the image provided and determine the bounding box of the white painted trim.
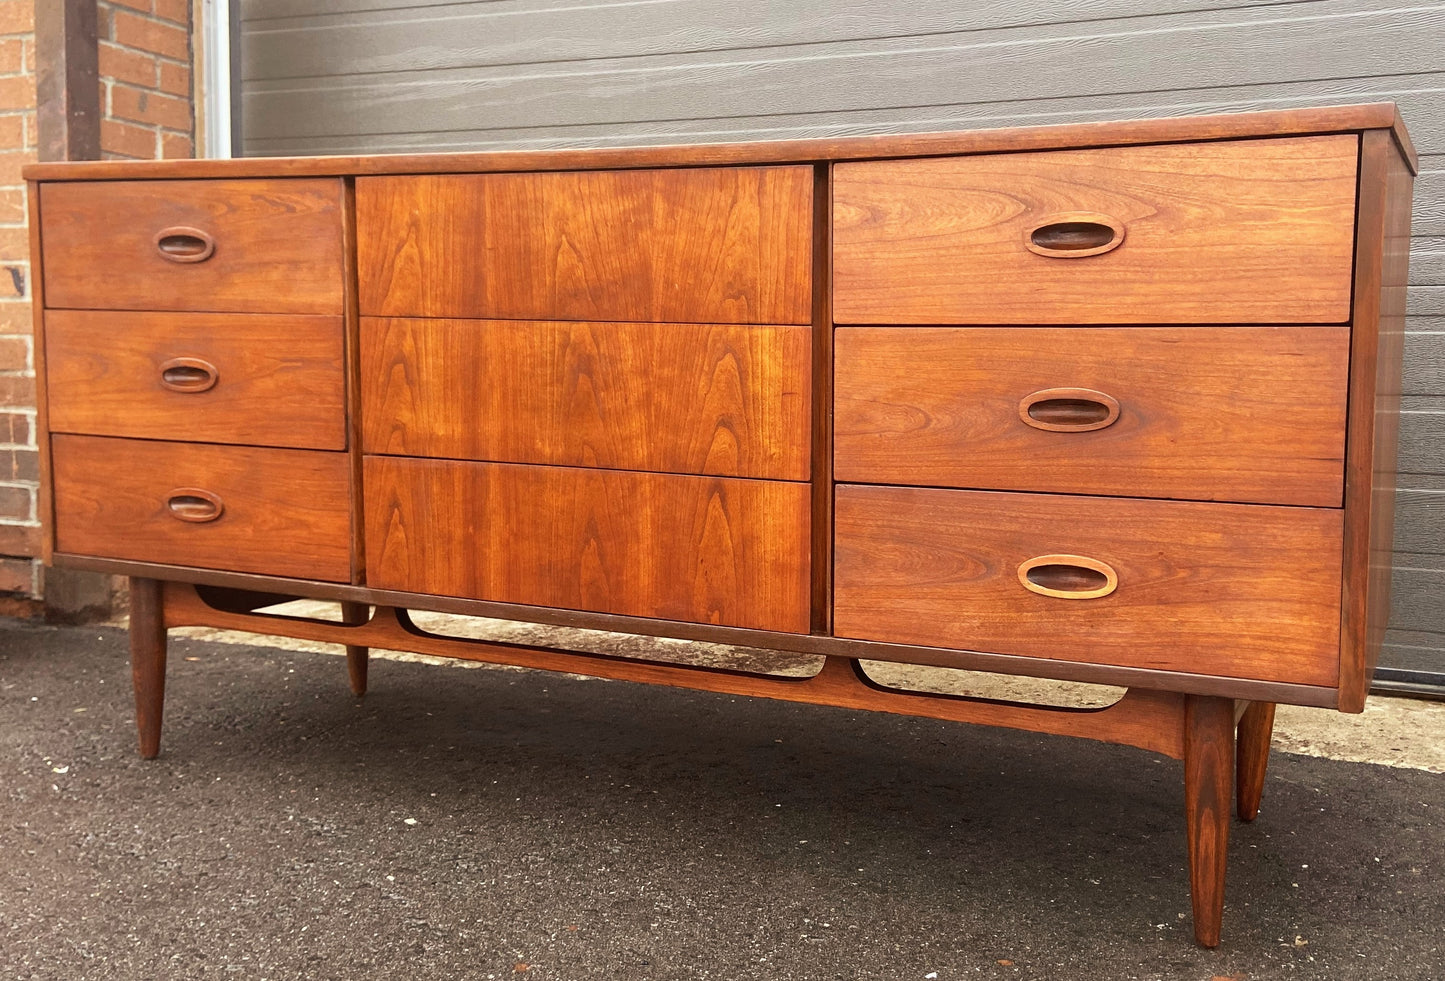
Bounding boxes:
[199,0,233,158]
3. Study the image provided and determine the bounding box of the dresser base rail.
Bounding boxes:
[129,576,1277,947]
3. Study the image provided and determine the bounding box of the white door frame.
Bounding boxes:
[198,0,235,158]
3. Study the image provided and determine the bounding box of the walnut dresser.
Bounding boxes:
[24,103,1415,947]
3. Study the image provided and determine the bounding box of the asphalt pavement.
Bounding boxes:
[2,619,1442,980]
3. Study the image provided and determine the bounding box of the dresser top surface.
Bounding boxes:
[23,102,1416,182]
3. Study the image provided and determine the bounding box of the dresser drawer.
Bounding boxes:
[52,436,351,581]
[833,136,1358,324]
[833,485,1342,685]
[39,178,345,314]
[361,318,811,478]
[365,457,810,631]
[357,166,812,324]
[835,326,1349,506]
[46,311,346,450]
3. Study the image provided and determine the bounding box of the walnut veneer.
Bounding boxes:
[25,103,1416,948]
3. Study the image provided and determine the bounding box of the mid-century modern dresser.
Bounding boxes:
[24,103,1415,947]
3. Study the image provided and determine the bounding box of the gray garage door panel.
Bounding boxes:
[241,0,1305,81]
[239,0,1445,681]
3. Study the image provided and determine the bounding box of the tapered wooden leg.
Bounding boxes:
[1184,695,1235,948]
[341,601,370,696]
[128,577,167,760]
[1236,701,1276,822]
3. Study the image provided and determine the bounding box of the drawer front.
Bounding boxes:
[362,318,811,479]
[833,136,1358,324]
[365,457,810,632]
[833,485,1342,686]
[835,326,1349,507]
[52,436,351,582]
[46,311,346,450]
[40,178,345,314]
[357,166,812,324]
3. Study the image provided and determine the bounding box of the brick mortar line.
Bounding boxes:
[104,48,190,70]
[104,3,192,31]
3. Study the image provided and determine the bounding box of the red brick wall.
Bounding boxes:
[98,0,193,160]
[0,0,196,611]
[0,0,39,606]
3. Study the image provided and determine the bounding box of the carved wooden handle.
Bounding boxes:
[153,226,216,263]
[165,488,224,523]
[1018,554,1118,600]
[159,357,219,393]
[1024,212,1125,258]
[1018,387,1120,432]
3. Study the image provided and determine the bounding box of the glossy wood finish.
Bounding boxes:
[1236,701,1276,822]
[23,106,1416,950]
[45,311,347,450]
[46,551,1345,709]
[51,436,352,581]
[21,102,1416,182]
[1338,129,1415,713]
[160,580,1190,759]
[1184,695,1235,948]
[365,456,811,632]
[361,318,810,478]
[833,136,1358,325]
[835,326,1349,506]
[341,600,370,696]
[357,167,812,324]
[833,485,1343,685]
[129,577,167,760]
[39,178,346,314]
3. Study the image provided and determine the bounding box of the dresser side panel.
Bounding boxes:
[1338,129,1414,712]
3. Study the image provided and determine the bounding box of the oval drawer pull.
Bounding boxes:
[1018,554,1118,600]
[158,357,219,393]
[1018,387,1120,432]
[165,488,224,523]
[153,226,216,263]
[1025,212,1125,258]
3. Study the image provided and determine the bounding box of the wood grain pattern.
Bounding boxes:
[45,310,346,449]
[39,178,345,314]
[51,436,352,581]
[835,326,1350,506]
[341,600,370,696]
[1236,701,1275,822]
[1338,130,1414,712]
[21,103,1412,181]
[833,136,1359,324]
[161,581,1191,758]
[357,167,812,324]
[360,317,810,479]
[1184,695,1235,948]
[45,550,1342,709]
[833,485,1343,686]
[129,577,166,760]
[365,457,810,632]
